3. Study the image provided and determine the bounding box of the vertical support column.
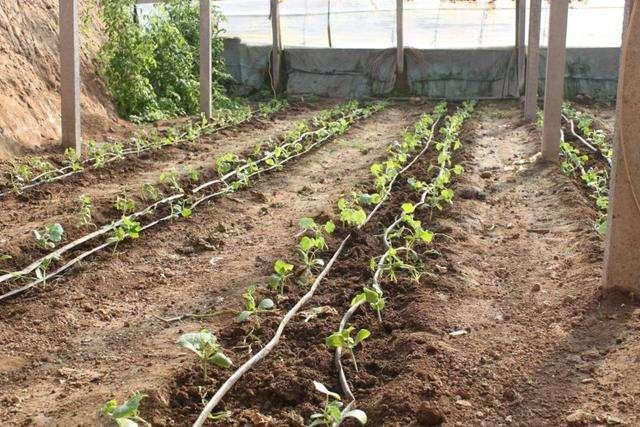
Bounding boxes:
[515,0,527,95]
[270,0,282,92]
[396,0,404,75]
[604,1,640,293]
[524,0,542,121]
[541,0,569,161]
[623,0,634,34]
[199,0,212,118]
[59,0,81,154]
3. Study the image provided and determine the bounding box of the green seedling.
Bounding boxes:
[215,153,241,176]
[101,392,150,427]
[352,287,386,320]
[309,381,367,427]
[108,217,142,249]
[325,326,371,371]
[76,195,94,228]
[29,157,56,181]
[267,259,294,294]
[32,223,64,249]
[88,141,108,168]
[184,166,200,182]
[35,255,59,287]
[177,330,232,380]
[337,198,367,227]
[114,193,136,216]
[64,148,84,172]
[236,285,275,323]
[170,199,193,219]
[159,170,183,193]
[140,183,162,201]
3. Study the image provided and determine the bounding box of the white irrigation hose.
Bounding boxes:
[333,106,467,405]
[0,112,258,198]
[192,108,365,193]
[193,104,444,426]
[0,105,379,301]
[0,194,184,285]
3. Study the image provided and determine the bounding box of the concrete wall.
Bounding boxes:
[223,38,620,100]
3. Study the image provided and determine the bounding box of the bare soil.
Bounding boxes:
[0,102,424,425]
[0,102,324,268]
[1,101,638,427]
[0,0,120,159]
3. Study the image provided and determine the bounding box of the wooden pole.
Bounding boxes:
[199,0,212,118]
[270,0,282,92]
[515,0,527,96]
[541,0,569,161]
[524,0,542,121]
[59,0,81,154]
[396,0,404,75]
[327,0,332,48]
[604,1,640,293]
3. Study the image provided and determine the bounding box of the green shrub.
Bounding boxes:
[99,0,229,122]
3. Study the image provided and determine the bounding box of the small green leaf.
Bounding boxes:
[324,220,336,234]
[401,203,415,214]
[210,352,233,369]
[355,329,371,345]
[258,298,275,310]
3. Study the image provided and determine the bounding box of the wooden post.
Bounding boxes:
[59,0,81,154]
[524,0,542,121]
[270,0,282,92]
[604,1,640,293]
[396,0,404,75]
[515,0,527,96]
[199,0,212,118]
[541,0,569,161]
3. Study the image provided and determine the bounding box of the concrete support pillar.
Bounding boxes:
[623,0,634,35]
[524,0,542,121]
[199,0,212,118]
[59,0,81,153]
[396,0,404,75]
[270,0,282,92]
[515,0,527,95]
[541,0,569,161]
[604,1,640,294]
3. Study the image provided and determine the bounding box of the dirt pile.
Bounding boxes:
[0,0,118,159]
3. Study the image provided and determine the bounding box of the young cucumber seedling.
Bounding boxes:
[236,285,275,323]
[178,330,233,381]
[32,223,64,250]
[309,381,367,427]
[267,259,294,294]
[325,326,371,372]
[101,392,150,427]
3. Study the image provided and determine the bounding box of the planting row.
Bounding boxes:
[101,101,475,427]
[99,100,452,427]
[559,103,612,234]
[0,99,287,197]
[0,101,386,302]
[194,101,475,425]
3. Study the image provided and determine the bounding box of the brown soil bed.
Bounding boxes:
[150,101,638,427]
[0,102,324,269]
[1,101,638,427]
[0,102,427,425]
